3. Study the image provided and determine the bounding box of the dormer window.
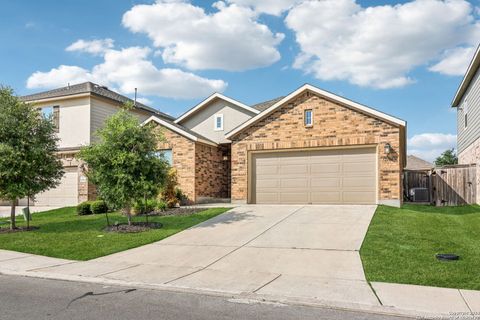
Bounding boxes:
[214,114,223,131]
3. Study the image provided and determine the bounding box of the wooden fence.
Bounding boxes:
[404,164,476,206]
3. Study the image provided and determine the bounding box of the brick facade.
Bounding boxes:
[459,136,480,204]
[195,144,230,200]
[156,126,196,203]
[155,125,230,203]
[230,91,404,205]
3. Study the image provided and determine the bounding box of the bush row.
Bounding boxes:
[76,200,108,215]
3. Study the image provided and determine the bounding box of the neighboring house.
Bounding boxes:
[451,44,480,204]
[405,155,433,171]
[18,82,173,207]
[147,84,406,207]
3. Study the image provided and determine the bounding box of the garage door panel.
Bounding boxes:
[279,164,308,174]
[310,163,341,174]
[343,176,375,188]
[252,148,376,204]
[311,192,342,203]
[279,192,309,203]
[280,178,309,188]
[310,177,341,188]
[343,191,376,204]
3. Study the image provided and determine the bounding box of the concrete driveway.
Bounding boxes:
[37,205,379,306]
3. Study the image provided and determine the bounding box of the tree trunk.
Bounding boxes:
[10,200,16,230]
[125,205,132,226]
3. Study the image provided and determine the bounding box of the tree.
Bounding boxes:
[78,106,168,225]
[434,148,458,167]
[0,86,64,230]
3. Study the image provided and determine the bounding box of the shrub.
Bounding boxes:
[156,200,167,212]
[162,168,179,208]
[133,198,158,215]
[175,188,188,206]
[90,200,108,214]
[77,201,93,215]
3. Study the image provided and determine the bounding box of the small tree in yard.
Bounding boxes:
[78,106,168,226]
[435,148,458,166]
[0,86,64,230]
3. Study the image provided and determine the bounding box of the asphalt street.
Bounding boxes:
[0,274,410,320]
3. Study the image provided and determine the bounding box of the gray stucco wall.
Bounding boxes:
[180,98,257,144]
[458,68,480,154]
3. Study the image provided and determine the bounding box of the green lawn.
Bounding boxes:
[0,207,229,261]
[360,204,480,290]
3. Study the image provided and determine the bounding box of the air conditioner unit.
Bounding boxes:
[409,188,429,202]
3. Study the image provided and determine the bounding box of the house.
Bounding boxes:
[451,44,480,204]
[405,155,433,171]
[147,84,406,207]
[20,82,406,207]
[17,82,173,207]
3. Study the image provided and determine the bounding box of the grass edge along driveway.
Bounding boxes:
[360,204,480,290]
[0,207,230,261]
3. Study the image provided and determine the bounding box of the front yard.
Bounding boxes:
[0,207,229,261]
[360,204,480,290]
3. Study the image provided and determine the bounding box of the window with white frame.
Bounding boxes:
[464,100,468,129]
[214,114,224,131]
[304,109,313,127]
[40,105,60,133]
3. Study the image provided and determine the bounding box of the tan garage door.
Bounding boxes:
[34,167,79,206]
[252,148,376,204]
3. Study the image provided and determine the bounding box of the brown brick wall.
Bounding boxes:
[230,91,403,203]
[156,126,196,203]
[195,144,230,200]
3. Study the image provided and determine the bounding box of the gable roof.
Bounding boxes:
[21,82,174,121]
[452,44,480,107]
[225,84,406,139]
[143,116,217,147]
[405,155,433,170]
[251,96,285,112]
[175,92,260,124]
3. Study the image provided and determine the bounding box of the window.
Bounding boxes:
[214,114,223,131]
[40,105,60,132]
[464,100,468,129]
[304,109,313,127]
[155,149,173,165]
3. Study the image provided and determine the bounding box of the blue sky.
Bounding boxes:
[0,0,479,161]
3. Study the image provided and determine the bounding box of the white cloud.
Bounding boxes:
[122,0,284,71]
[225,0,300,16]
[66,39,115,56]
[135,97,153,105]
[27,47,227,99]
[429,46,476,76]
[285,0,480,89]
[408,133,457,162]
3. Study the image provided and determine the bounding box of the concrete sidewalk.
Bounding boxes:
[1,249,479,318]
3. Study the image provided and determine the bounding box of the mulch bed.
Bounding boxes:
[148,207,206,217]
[104,222,163,233]
[0,226,40,234]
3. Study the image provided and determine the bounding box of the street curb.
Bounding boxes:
[0,268,431,319]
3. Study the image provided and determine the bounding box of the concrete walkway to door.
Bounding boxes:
[33,205,379,307]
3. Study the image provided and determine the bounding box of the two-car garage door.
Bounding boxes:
[251,148,377,204]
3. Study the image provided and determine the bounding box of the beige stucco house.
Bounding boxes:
[16,82,172,207]
[20,82,406,207]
